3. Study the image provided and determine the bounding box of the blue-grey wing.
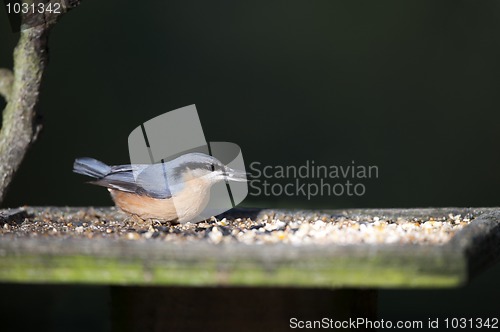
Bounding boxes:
[95,164,172,199]
[74,158,174,199]
[133,163,173,199]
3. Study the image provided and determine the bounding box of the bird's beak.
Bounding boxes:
[224,167,249,182]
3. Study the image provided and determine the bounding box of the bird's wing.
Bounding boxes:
[92,163,172,199]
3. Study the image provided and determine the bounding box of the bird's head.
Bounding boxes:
[168,152,247,185]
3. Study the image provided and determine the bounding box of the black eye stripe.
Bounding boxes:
[172,161,222,176]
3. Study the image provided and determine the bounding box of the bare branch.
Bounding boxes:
[0,1,83,203]
[0,69,14,102]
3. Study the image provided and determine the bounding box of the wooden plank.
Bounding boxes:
[0,207,498,288]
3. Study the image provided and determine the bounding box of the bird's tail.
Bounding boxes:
[73,157,112,179]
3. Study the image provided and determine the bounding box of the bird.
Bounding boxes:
[73,153,247,223]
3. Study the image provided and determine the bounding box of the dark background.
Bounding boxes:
[1,0,499,330]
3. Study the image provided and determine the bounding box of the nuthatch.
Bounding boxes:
[73,153,247,223]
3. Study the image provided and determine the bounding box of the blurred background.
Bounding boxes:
[1,0,500,209]
[1,0,500,330]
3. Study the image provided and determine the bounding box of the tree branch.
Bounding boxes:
[0,1,82,204]
[0,69,14,102]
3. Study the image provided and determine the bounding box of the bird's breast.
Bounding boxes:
[110,174,211,222]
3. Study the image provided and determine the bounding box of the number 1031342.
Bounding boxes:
[6,2,61,14]
[443,318,498,329]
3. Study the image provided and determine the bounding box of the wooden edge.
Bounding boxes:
[448,210,500,280]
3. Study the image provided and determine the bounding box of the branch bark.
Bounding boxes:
[0,69,14,102]
[0,1,82,204]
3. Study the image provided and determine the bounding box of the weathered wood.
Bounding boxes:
[0,207,498,288]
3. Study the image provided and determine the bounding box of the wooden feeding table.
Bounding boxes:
[0,207,499,331]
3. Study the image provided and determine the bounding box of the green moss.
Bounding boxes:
[0,253,465,288]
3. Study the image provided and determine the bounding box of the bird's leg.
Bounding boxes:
[149,218,162,231]
[124,214,147,226]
